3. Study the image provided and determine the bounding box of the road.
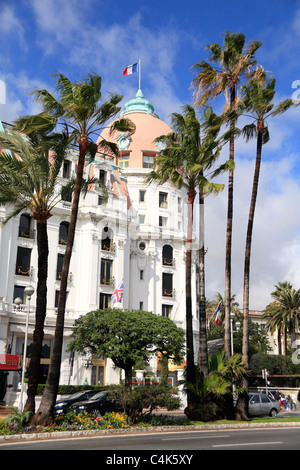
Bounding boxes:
[1,426,300,451]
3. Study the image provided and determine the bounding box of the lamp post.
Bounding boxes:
[19,285,34,411]
[230,312,235,356]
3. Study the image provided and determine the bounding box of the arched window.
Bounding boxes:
[162,245,173,266]
[18,214,32,238]
[59,221,69,245]
[101,226,113,251]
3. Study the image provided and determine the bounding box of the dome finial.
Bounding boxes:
[122,89,158,118]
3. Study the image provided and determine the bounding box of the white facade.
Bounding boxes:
[0,91,200,394]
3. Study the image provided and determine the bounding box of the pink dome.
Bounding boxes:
[97,90,172,169]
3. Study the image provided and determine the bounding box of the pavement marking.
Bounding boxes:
[213,441,282,448]
[162,435,230,441]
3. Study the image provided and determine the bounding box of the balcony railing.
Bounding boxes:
[15,265,31,276]
[162,288,175,298]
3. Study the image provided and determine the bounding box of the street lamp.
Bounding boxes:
[230,312,235,356]
[19,285,34,411]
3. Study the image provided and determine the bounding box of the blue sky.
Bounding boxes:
[1,0,300,310]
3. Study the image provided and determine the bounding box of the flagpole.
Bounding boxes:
[139,59,141,90]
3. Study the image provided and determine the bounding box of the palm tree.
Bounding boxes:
[146,104,229,414]
[0,129,69,413]
[192,32,263,361]
[235,79,293,420]
[263,282,300,352]
[14,72,135,425]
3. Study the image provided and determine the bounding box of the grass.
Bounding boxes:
[188,416,300,426]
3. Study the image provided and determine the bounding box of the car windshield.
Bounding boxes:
[65,391,87,399]
[87,391,107,400]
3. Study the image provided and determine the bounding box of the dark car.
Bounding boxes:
[69,390,123,417]
[54,390,98,414]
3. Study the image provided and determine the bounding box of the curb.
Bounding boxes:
[1,420,300,443]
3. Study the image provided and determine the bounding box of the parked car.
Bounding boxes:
[69,390,123,417]
[54,390,98,414]
[249,393,280,417]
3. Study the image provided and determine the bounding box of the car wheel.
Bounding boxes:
[270,408,278,417]
[91,407,102,418]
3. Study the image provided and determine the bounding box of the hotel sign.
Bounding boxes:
[0,354,20,370]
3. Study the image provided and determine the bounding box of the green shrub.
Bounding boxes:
[109,384,181,424]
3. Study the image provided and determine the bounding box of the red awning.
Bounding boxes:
[0,354,20,371]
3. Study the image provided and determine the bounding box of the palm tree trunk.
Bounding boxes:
[185,188,197,413]
[24,218,49,414]
[198,190,208,376]
[32,136,88,426]
[236,121,263,421]
[224,86,236,362]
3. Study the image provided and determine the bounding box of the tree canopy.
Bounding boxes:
[67,309,185,386]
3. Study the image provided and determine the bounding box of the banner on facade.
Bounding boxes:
[0,354,20,370]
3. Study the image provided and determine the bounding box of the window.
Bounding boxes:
[162,304,172,318]
[58,221,69,245]
[118,154,130,168]
[99,293,111,309]
[100,259,113,285]
[159,192,168,208]
[98,195,104,205]
[139,214,145,224]
[162,245,173,266]
[140,270,144,280]
[55,290,68,308]
[101,227,113,251]
[139,190,146,204]
[56,254,64,280]
[61,184,72,202]
[63,160,71,179]
[143,153,154,168]
[139,301,144,310]
[159,216,167,227]
[13,285,25,303]
[178,197,182,213]
[99,169,106,185]
[18,214,33,239]
[15,247,31,276]
[162,273,173,297]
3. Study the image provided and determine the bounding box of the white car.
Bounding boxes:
[249,393,280,417]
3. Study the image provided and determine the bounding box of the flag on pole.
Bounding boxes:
[111,281,124,305]
[215,303,221,326]
[123,63,138,76]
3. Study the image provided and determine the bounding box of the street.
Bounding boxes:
[1,426,300,451]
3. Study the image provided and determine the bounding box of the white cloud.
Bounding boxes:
[204,149,300,310]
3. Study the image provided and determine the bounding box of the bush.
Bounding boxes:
[110,384,181,424]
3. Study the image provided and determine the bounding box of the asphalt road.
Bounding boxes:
[1,426,300,451]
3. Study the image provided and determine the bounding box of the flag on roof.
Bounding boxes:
[111,281,124,305]
[215,303,221,326]
[123,63,138,76]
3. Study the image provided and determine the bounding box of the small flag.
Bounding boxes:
[215,303,221,326]
[111,282,124,305]
[123,63,138,76]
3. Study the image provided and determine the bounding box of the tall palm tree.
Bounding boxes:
[146,104,230,414]
[192,32,263,361]
[0,129,69,413]
[235,79,292,420]
[14,72,135,425]
[263,282,300,352]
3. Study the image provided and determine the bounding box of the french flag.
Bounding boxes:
[215,303,221,326]
[123,63,138,76]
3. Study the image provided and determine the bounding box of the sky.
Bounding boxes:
[1,0,300,310]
